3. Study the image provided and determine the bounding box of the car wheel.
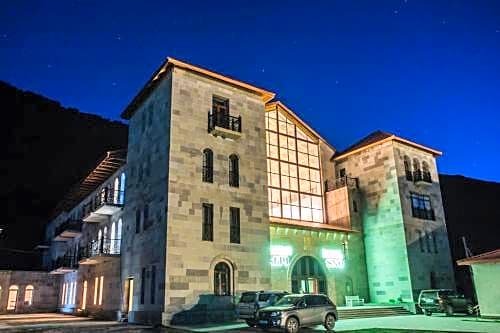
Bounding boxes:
[285,317,300,333]
[424,310,432,316]
[245,319,255,327]
[324,313,336,331]
[445,305,454,316]
[467,304,474,315]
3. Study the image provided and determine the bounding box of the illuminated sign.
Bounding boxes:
[270,245,293,267]
[321,248,345,269]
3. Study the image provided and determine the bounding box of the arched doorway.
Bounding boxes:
[214,262,231,296]
[291,256,327,294]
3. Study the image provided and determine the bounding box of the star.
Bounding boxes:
[261,68,265,73]
[394,10,399,14]
[47,64,53,69]
[111,82,117,87]
[116,35,122,41]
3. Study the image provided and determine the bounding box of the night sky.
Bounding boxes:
[1,1,499,182]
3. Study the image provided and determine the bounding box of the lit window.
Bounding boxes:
[98,276,104,306]
[7,285,19,310]
[61,283,66,305]
[24,285,34,306]
[265,108,323,223]
[93,277,98,305]
[410,193,435,220]
[82,280,87,310]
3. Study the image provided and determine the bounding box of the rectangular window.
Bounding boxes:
[230,207,240,244]
[417,230,425,253]
[135,209,141,233]
[140,267,146,304]
[143,204,151,230]
[98,276,104,306]
[410,193,435,220]
[212,96,229,115]
[202,203,214,241]
[150,266,156,304]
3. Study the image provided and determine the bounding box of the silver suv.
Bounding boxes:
[256,294,338,333]
[238,291,288,326]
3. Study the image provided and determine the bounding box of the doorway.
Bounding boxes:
[291,256,327,294]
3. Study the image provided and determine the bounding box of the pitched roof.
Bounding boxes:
[121,57,276,119]
[51,149,127,218]
[333,130,442,160]
[457,249,500,266]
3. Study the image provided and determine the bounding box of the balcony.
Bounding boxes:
[82,188,124,223]
[413,170,432,185]
[325,176,359,192]
[208,112,242,139]
[49,254,78,274]
[53,219,82,241]
[78,238,121,265]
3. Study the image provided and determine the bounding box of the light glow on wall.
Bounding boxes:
[321,248,345,269]
[270,245,293,267]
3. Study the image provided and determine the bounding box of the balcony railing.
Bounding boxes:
[422,171,432,183]
[79,238,121,264]
[50,253,78,273]
[325,176,359,192]
[53,219,82,240]
[411,207,435,220]
[208,112,242,133]
[83,188,124,222]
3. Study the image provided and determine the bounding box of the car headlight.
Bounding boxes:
[270,311,282,317]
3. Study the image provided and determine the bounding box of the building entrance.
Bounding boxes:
[291,256,327,294]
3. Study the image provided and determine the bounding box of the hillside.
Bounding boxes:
[0,81,128,269]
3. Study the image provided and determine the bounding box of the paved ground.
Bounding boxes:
[0,313,499,332]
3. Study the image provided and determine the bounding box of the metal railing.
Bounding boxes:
[51,253,78,271]
[413,170,432,183]
[422,171,432,183]
[325,176,359,192]
[54,219,82,237]
[83,188,124,216]
[79,238,121,260]
[208,112,242,133]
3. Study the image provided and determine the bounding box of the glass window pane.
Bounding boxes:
[296,128,309,141]
[288,151,297,163]
[312,209,323,222]
[287,123,295,136]
[311,182,322,195]
[281,175,290,189]
[269,132,278,145]
[301,207,312,221]
[301,194,312,208]
[309,156,319,168]
[278,111,287,122]
[269,145,279,159]
[269,111,277,119]
[288,137,296,150]
[308,143,319,156]
[278,121,287,133]
[290,192,300,206]
[283,205,292,219]
[310,169,320,182]
[289,165,298,177]
[290,177,299,191]
[298,152,308,166]
[271,173,280,187]
[300,179,310,193]
[270,160,279,173]
[297,140,308,153]
[281,162,289,176]
[292,206,301,219]
[279,135,288,148]
[311,196,322,209]
[299,166,310,180]
[280,148,288,161]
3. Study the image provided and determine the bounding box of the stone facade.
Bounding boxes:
[162,67,271,325]
[0,271,60,313]
[334,139,455,310]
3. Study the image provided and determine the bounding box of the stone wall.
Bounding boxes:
[335,141,414,304]
[162,67,271,325]
[393,142,455,296]
[121,71,172,324]
[0,270,60,313]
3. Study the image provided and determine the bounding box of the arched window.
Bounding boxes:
[403,156,412,181]
[82,280,88,310]
[119,172,126,204]
[229,154,239,187]
[214,262,231,296]
[113,177,119,204]
[110,222,116,254]
[291,256,327,294]
[117,218,122,253]
[24,285,34,306]
[413,158,422,181]
[202,149,213,183]
[422,161,431,182]
[7,285,19,310]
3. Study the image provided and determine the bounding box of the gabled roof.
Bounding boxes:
[121,57,276,119]
[265,101,336,152]
[51,149,127,218]
[333,130,442,160]
[457,249,500,266]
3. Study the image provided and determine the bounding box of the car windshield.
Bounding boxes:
[240,293,256,303]
[275,295,303,306]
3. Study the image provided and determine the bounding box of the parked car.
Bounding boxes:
[418,289,474,316]
[238,290,288,326]
[256,294,338,333]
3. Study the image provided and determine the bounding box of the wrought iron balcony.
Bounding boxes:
[53,219,82,241]
[79,238,121,265]
[208,112,242,139]
[82,187,124,223]
[325,176,359,192]
[49,254,78,274]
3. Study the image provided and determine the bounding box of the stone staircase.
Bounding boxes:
[338,305,412,319]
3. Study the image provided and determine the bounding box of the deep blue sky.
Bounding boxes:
[1,1,499,182]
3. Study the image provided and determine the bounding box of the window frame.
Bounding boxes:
[410,192,435,220]
[229,207,240,244]
[229,154,239,187]
[202,203,214,241]
[202,149,214,183]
